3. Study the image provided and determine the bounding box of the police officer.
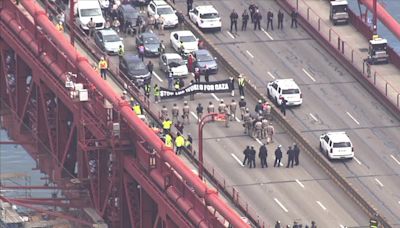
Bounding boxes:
[254,118,262,139]
[286,146,294,168]
[224,106,230,127]
[229,99,237,121]
[261,118,268,139]
[182,101,190,124]
[259,143,268,168]
[162,118,172,134]
[243,109,252,135]
[280,98,287,116]
[172,103,179,123]
[239,96,247,120]
[147,60,154,75]
[196,103,204,122]
[118,45,124,61]
[218,99,226,114]
[275,221,281,228]
[161,105,168,121]
[248,3,257,23]
[242,9,249,31]
[267,10,274,31]
[274,145,282,167]
[144,83,151,98]
[154,84,160,103]
[175,121,184,134]
[265,102,272,120]
[242,146,251,165]
[277,10,284,30]
[238,74,245,96]
[310,221,317,228]
[230,9,239,33]
[255,99,263,115]
[204,65,210,82]
[175,132,185,155]
[249,146,256,168]
[293,143,300,165]
[267,122,275,144]
[187,0,193,15]
[291,10,298,28]
[207,101,214,113]
[253,9,262,31]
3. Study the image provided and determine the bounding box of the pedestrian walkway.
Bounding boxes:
[284,0,400,109]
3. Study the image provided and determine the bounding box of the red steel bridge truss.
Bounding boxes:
[0,0,247,227]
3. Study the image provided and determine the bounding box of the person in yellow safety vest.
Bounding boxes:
[164,133,173,147]
[238,74,245,97]
[154,84,160,103]
[56,22,64,32]
[118,45,124,60]
[133,102,142,115]
[144,83,151,98]
[174,80,180,91]
[98,57,108,80]
[175,132,185,155]
[185,133,193,152]
[162,118,172,134]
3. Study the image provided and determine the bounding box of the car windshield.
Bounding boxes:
[169,58,185,66]
[80,8,102,17]
[200,13,219,19]
[282,89,300,94]
[158,7,174,15]
[128,61,146,71]
[144,36,160,44]
[333,142,351,148]
[197,53,213,62]
[180,35,196,42]
[103,34,120,42]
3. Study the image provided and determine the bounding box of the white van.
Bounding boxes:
[66,0,105,30]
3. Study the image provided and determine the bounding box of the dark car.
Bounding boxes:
[117,4,139,33]
[130,0,151,6]
[119,54,151,86]
[136,32,161,57]
[193,49,218,74]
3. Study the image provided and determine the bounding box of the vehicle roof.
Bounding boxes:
[163,53,183,59]
[325,132,351,143]
[123,54,141,62]
[119,4,138,12]
[330,0,348,6]
[194,5,218,13]
[98,29,119,36]
[194,49,212,55]
[273,79,300,90]
[173,30,196,36]
[77,0,101,7]
[141,32,158,38]
[152,0,168,6]
[370,38,387,44]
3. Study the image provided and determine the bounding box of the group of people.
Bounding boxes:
[275,220,317,228]
[229,3,299,33]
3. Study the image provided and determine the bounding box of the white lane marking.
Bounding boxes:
[267,71,276,79]
[295,179,305,188]
[255,138,263,145]
[353,156,362,165]
[227,31,235,39]
[375,178,384,187]
[152,72,163,82]
[346,112,360,125]
[274,198,288,212]
[261,28,274,40]
[231,153,244,167]
[190,111,198,120]
[235,117,241,122]
[390,154,400,165]
[211,93,220,101]
[316,201,327,210]
[302,68,316,82]
[309,113,318,122]
[246,50,254,58]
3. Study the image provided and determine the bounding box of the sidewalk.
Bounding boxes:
[285,0,400,109]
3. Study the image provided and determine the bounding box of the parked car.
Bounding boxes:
[131,0,151,6]
[136,32,161,57]
[189,5,222,31]
[192,49,218,74]
[119,54,151,86]
[94,29,124,55]
[117,4,139,33]
[170,30,198,55]
[66,0,105,30]
[267,79,302,106]
[319,132,354,160]
[147,0,178,28]
[159,53,189,78]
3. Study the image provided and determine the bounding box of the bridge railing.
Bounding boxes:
[284,0,400,112]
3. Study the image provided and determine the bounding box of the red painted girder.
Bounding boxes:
[15,1,248,227]
[360,0,400,40]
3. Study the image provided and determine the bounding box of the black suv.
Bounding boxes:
[119,54,152,86]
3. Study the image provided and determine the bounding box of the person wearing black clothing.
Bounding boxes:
[249,146,256,168]
[248,3,257,23]
[267,11,274,30]
[196,103,203,121]
[277,10,284,29]
[255,100,263,114]
[242,10,249,31]
[293,143,300,165]
[259,144,268,168]
[239,97,246,120]
[229,76,235,97]
[280,98,287,116]
[230,10,239,33]
[187,0,193,15]
[275,221,281,228]
[147,61,154,75]
[177,11,185,29]
[274,145,282,167]
[243,146,251,165]
[291,10,298,28]
[286,146,294,168]
[204,66,210,82]
[253,10,262,30]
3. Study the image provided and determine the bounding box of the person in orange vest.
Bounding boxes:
[56,21,64,32]
[98,57,108,80]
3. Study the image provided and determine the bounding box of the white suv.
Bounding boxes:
[189,5,221,30]
[147,0,178,28]
[319,132,354,160]
[267,79,302,106]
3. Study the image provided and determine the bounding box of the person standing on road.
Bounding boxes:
[280,98,287,116]
[87,18,96,37]
[98,57,108,80]
[242,9,249,31]
[239,96,247,120]
[249,146,256,168]
[286,146,294,168]
[291,10,298,28]
[175,132,185,155]
[162,118,172,134]
[266,122,275,144]
[194,67,200,83]
[254,118,262,139]
[188,54,194,73]
[161,105,168,121]
[293,143,300,165]
[229,99,237,121]
[154,84,160,103]
[147,60,154,75]
[230,9,239,33]
[172,103,180,122]
[207,101,214,114]
[249,3,257,23]
[168,70,174,90]
[238,74,245,96]
[274,145,283,167]
[267,10,274,31]
[138,44,145,61]
[118,45,125,61]
[277,10,284,30]
[187,0,193,15]
[144,83,151,98]
[229,76,235,97]
[259,143,268,168]
[182,101,190,124]
[196,103,203,122]
[253,9,262,30]
[243,146,250,165]
[275,221,281,228]
[175,121,184,134]
[204,65,210,82]
[177,10,185,29]
[261,118,268,139]
[218,99,226,114]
